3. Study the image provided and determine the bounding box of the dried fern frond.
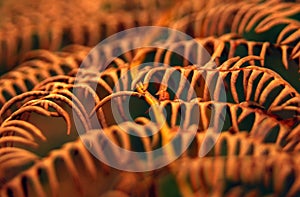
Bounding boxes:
[159,153,300,196]
[192,131,282,157]
[135,68,299,136]
[0,120,161,196]
[0,0,169,72]
[0,0,299,196]
[0,147,40,188]
[131,64,300,118]
[64,60,300,124]
[0,93,89,185]
[197,35,300,78]
[0,68,127,132]
[0,85,95,137]
[0,119,46,148]
[0,119,297,196]
[166,0,300,46]
[0,47,88,112]
[91,90,296,150]
[159,100,296,145]
[157,0,264,26]
[126,35,299,90]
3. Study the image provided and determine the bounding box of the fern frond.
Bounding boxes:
[167,0,300,46]
[0,48,85,111]
[162,154,300,196]
[0,0,169,71]
[131,64,300,119]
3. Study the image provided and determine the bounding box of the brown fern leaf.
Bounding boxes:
[0,47,89,113]
[0,80,96,133]
[0,95,87,185]
[158,0,264,26]
[131,64,300,120]
[198,35,300,74]
[192,131,281,157]
[1,122,296,196]
[127,35,299,90]
[160,100,296,147]
[0,0,170,72]
[0,121,159,196]
[159,153,300,196]
[166,0,300,46]
[91,91,296,150]
[0,147,40,188]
